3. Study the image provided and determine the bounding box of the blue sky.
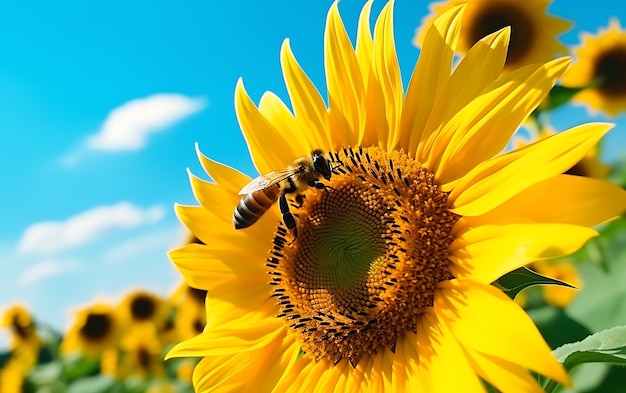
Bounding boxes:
[1,0,625,346]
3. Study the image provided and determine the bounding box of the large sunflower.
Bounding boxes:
[167,1,626,392]
[562,18,626,116]
[414,0,570,72]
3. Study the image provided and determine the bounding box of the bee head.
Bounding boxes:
[312,149,332,181]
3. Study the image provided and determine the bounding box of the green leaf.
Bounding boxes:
[543,326,626,392]
[61,353,100,382]
[66,375,116,393]
[492,267,575,300]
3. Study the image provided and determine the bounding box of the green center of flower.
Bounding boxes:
[467,3,534,66]
[268,147,459,365]
[594,47,626,97]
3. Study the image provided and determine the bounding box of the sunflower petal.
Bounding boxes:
[469,350,545,393]
[280,40,330,151]
[448,122,613,216]
[448,223,597,284]
[437,280,570,386]
[355,0,373,94]
[461,174,626,227]
[417,311,484,393]
[258,91,313,156]
[433,58,571,183]
[398,5,463,156]
[325,1,365,147]
[419,28,509,169]
[368,0,403,150]
[195,147,252,195]
[168,243,265,292]
[166,320,283,359]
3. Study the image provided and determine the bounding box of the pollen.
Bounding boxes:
[268,147,459,365]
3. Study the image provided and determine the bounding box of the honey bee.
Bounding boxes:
[233,149,333,238]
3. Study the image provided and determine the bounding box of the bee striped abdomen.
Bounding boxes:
[233,185,281,229]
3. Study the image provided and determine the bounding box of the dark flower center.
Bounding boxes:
[467,3,534,66]
[267,147,458,365]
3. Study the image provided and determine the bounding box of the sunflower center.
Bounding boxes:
[80,313,113,342]
[594,46,626,97]
[467,3,534,66]
[268,147,459,365]
[130,295,156,321]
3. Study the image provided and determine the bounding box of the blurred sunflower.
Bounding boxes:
[532,260,581,308]
[119,290,168,329]
[167,1,626,392]
[0,359,24,393]
[414,0,570,72]
[562,18,626,116]
[1,305,40,368]
[61,303,119,358]
[118,325,165,380]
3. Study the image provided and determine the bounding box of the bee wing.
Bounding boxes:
[238,168,299,195]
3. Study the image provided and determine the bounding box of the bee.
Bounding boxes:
[233,149,333,238]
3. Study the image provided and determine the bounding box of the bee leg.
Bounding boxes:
[279,193,298,241]
[291,194,305,209]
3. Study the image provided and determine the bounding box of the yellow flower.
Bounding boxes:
[532,261,581,308]
[562,18,626,116]
[118,325,165,380]
[118,289,168,329]
[167,1,626,392]
[61,302,120,358]
[0,359,24,393]
[1,305,40,369]
[414,0,570,72]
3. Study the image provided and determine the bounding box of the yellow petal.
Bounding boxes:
[355,0,373,94]
[325,1,365,147]
[280,40,330,151]
[448,223,597,284]
[190,331,299,393]
[258,92,313,156]
[234,79,298,174]
[195,146,252,195]
[434,58,571,184]
[174,204,276,254]
[461,174,626,227]
[449,122,613,216]
[417,311,484,393]
[437,280,570,386]
[398,5,463,156]
[466,349,545,393]
[168,243,265,292]
[419,27,509,170]
[368,0,403,150]
[166,319,282,359]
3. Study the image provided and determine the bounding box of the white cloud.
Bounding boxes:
[103,227,182,263]
[17,202,165,255]
[18,260,80,286]
[86,93,206,151]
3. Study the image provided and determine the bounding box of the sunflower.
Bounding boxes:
[1,305,40,368]
[0,359,24,393]
[532,260,581,308]
[562,18,626,116]
[119,289,168,329]
[61,302,120,358]
[414,0,570,72]
[118,325,165,380]
[167,1,626,392]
